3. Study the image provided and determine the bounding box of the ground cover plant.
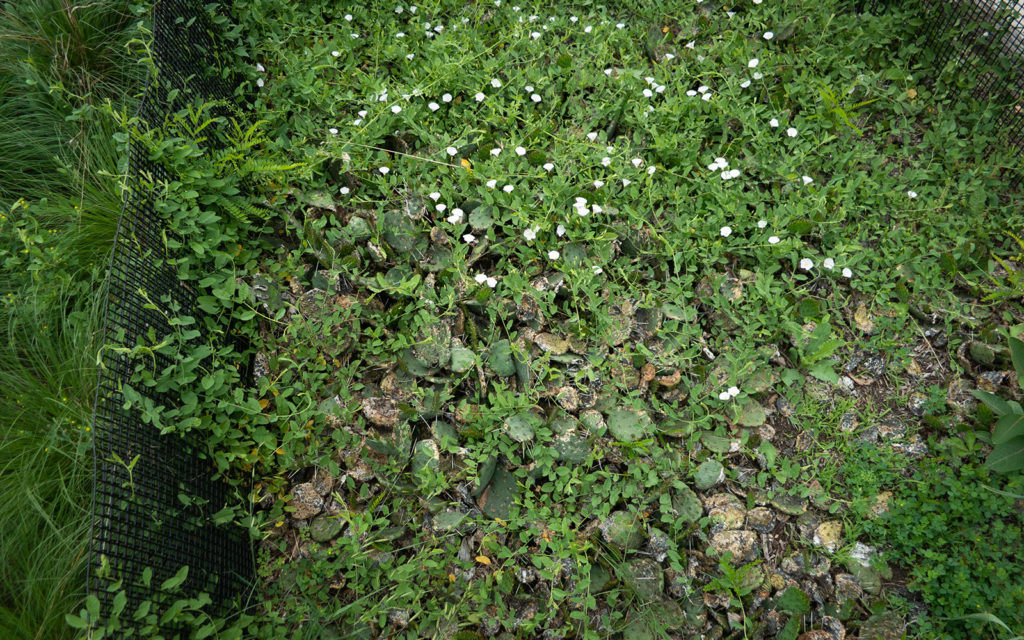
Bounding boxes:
[69,0,1024,638]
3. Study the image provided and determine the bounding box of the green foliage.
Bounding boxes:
[862,460,1024,638]
[972,335,1024,473]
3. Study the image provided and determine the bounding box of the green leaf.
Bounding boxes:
[972,390,1011,416]
[1009,336,1024,382]
[111,590,127,618]
[985,437,1024,474]
[65,613,89,629]
[776,586,810,614]
[807,359,839,383]
[778,615,801,640]
[951,613,1022,638]
[758,440,777,468]
[992,413,1024,445]
[160,565,189,592]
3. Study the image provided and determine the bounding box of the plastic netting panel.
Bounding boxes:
[865,0,1023,186]
[89,0,252,630]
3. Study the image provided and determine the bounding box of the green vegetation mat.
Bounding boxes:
[41,0,1024,638]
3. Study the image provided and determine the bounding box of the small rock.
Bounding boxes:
[858,611,905,640]
[516,566,538,584]
[856,425,879,444]
[923,326,947,347]
[869,492,892,519]
[891,434,928,458]
[762,610,784,636]
[977,370,1008,392]
[311,468,335,496]
[771,493,807,516]
[289,482,324,520]
[775,396,794,417]
[705,493,746,533]
[710,530,758,563]
[647,527,674,562]
[813,520,843,553]
[834,573,863,605]
[555,386,579,412]
[769,571,799,593]
[781,551,831,577]
[746,507,776,533]
[534,332,569,355]
[861,356,886,378]
[907,392,929,416]
[838,411,858,432]
[361,396,401,427]
[797,631,833,640]
[836,376,855,394]
[876,417,906,439]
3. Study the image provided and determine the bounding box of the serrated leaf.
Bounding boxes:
[807,359,839,383]
[776,586,810,614]
[993,413,1024,445]
[985,437,1024,474]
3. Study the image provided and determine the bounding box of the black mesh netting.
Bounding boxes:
[865,0,1023,187]
[87,0,253,629]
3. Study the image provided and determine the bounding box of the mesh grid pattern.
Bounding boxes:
[864,0,1023,186]
[88,0,253,630]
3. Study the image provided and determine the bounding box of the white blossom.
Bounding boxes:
[768,235,780,244]
[328,127,338,135]
[720,226,732,237]
[379,166,390,174]
[823,258,835,270]
[543,162,554,171]
[486,179,497,188]
[757,220,767,229]
[728,386,740,397]
[786,127,798,137]
[491,78,502,88]
[515,146,526,156]
[442,93,453,102]
[802,175,813,185]
[769,118,779,127]
[391,105,402,114]
[446,146,458,156]
[842,267,853,278]
[800,258,814,271]
[463,233,476,243]
[502,184,514,193]
[446,208,464,224]
[428,102,440,111]
[548,250,560,260]
[339,186,350,195]
[475,92,486,101]
[556,224,566,236]
[763,31,773,39]
[748,58,759,68]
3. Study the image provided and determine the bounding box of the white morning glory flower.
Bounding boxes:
[664,53,675,60]
[523,226,539,241]
[491,78,502,88]
[256,63,265,72]
[686,89,697,97]
[429,192,441,201]
[486,179,497,188]
[395,32,405,38]
[407,54,415,60]
[757,220,767,228]
[616,22,625,28]
[643,88,653,98]
[702,92,712,101]
[531,93,542,102]
[379,166,390,174]
[446,209,464,224]
[686,40,695,49]
[741,80,751,88]
[764,31,773,39]
[515,146,526,156]
[339,186,350,195]
[698,85,708,94]
[632,158,643,167]
[647,166,656,175]
[428,102,440,111]
[842,267,853,278]
[543,162,554,171]
[531,31,541,39]
[442,93,453,102]
[728,386,740,397]
[823,258,835,270]
[556,224,566,236]
[584,25,593,33]
[753,71,763,80]
[328,127,338,135]
[446,146,458,156]
[359,110,367,117]
[474,273,488,284]
[486,276,497,288]
[490,147,502,156]
[593,180,604,188]
[592,265,603,275]
[345,13,352,20]
[352,118,363,125]
[548,250,560,260]
[331,50,340,57]
[769,118,779,127]
[622,178,632,186]
[748,58,759,68]
[463,233,476,243]
[907,190,918,198]
[720,226,732,237]
[502,184,514,193]
[718,391,731,401]
[802,175,814,185]
[602,157,611,167]
[768,235,780,244]
[391,105,402,114]
[800,258,814,271]
[525,85,534,93]
[570,15,578,22]
[604,68,613,76]
[786,127,797,137]
[475,92,486,101]
[256,78,264,87]
[436,203,447,212]
[587,132,598,141]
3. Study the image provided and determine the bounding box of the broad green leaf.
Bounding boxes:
[160,565,189,592]
[972,390,1011,416]
[985,437,1024,474]
[111,590,127,618]
[1009,336,1024,382]
[992,413,1024,445]
[65,613,89,629]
